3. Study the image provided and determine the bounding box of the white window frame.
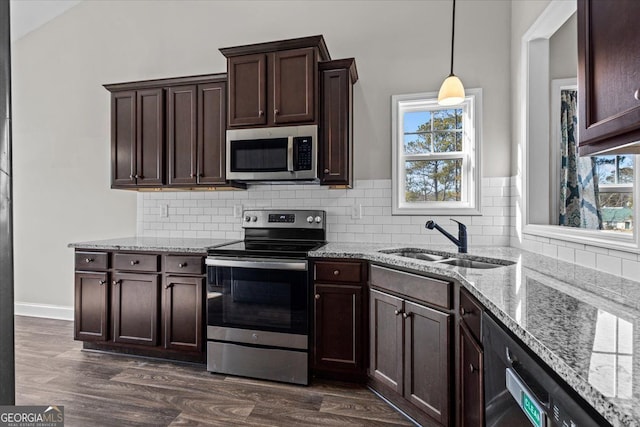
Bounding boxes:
[521,0,640,252]
[391,89,482,215]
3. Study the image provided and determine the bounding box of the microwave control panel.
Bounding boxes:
[293,136,313,171]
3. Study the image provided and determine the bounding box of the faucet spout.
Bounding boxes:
[424,219,468,253]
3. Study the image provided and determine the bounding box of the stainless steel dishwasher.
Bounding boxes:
[483,312,611,427]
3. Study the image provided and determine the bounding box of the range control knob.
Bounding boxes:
[306,216,314,223]
[244,216,251,222]
[314,216,322,224]
[251,216,258,222]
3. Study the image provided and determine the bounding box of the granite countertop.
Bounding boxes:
[309,243,640,427]
[68,236,235,253]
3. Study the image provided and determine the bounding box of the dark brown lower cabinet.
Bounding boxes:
[111,272,160,346]
[370,288,451,427]
[163,275,204,352]
[313,283,365,379]
[74,272,109,341]
[459,322,483,427]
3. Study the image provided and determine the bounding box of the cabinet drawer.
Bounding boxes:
[459,288,483,342]
[370,264,451,310]
[315,261,363,283]
[164,255,204,275]
[113,253,159,272]
[75,251,108,270]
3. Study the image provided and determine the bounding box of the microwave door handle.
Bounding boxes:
[287,136,294,172]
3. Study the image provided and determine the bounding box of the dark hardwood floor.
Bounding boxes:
[14,316,414,426]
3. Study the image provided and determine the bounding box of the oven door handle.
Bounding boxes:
[206,257,308,271]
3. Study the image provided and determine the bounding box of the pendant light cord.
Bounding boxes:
[450,0,456,77]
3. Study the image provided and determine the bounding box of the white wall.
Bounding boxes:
[550,13,577,80]
[12,0,512,310]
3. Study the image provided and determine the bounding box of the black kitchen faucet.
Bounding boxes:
[425,219,468,253]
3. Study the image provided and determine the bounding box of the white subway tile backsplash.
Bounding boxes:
[596,253,623,276]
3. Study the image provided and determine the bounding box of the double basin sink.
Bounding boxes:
[380,249,514,270]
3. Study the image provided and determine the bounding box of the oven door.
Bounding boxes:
[205,257,309,338]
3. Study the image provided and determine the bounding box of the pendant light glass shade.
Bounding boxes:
[438,74,465,106]
[438,0,465,106]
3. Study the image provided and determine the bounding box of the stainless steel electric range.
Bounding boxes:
[205,209,326,385]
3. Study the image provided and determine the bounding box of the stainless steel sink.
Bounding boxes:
[383,250,447,262]
[436,258,508,269]
[380,248,513,269]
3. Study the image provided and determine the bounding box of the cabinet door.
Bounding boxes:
[228,53,267,127]
[111,91,136,187]
[74,272,109,341]
[273,48,315,124]
[459,322,483,427]
[320,67,350,185]
[167,85,197,186]
[136,88,164,186]
[112,272,160,346]
[198,81,227,185]
[578,0,640,155]
[404,300,451,425]
[313,283,363,375]
[369,289,404,394]
[164,276,204,352]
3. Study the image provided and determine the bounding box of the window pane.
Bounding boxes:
[404,134,431,154]
[404,159,462,202]
[403,111,431,134]
[432,109,460,130]
[595,156,617,185]
[618,156,634,184]
[432,131,460,152]
[599,193,633,233]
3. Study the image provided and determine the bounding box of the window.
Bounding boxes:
[391,89,481,215]
[596,156,634,233]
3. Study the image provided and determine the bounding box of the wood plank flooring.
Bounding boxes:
[14,316,414,427]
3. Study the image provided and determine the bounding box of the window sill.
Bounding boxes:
[523,224,639,254]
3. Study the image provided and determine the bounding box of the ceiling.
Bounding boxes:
[10,0,81,42]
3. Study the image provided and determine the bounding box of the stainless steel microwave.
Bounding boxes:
[226,125,318,182]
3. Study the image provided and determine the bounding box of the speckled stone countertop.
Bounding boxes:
[309,243,640,427]
[68,236,235,253]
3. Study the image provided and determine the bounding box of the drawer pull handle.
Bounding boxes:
[394,309,403,316]
[333,270,340,276]
[85,258,94,263]
[403,312,412,319]
[98,280,106,286]
[130,260,139,266]
[178,263,187,268]
[315,294,320,300]
[469,363,476,373]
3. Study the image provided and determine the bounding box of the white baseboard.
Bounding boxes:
[14,302,74,321]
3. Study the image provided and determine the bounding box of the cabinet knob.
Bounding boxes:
[112,280,121,285]
[258,110,264,117]
[324,169,330,174]
[85,258,93,263]
[98,280,106,285]
[129,174,134,180]
[130,260,139,266]
[178,263,187,268]
[403,312,412,319]
[190,173,195,178]
[635,89,640,101]
[394,309,402,316]
[134,174,139,179]
[315,294,320,300]
[460,307,471,316]
[469,363,476,373]
[274,109,279,115]
[333,270,340,276]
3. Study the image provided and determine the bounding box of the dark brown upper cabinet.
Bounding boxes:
[105,74,234,190]
[319,59,358,187]
[167,78,227,186]
[221,35,331,129]
[578,0,640,155]
[110,88,164,188]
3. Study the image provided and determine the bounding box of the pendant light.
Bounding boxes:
[438,0,465,106]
